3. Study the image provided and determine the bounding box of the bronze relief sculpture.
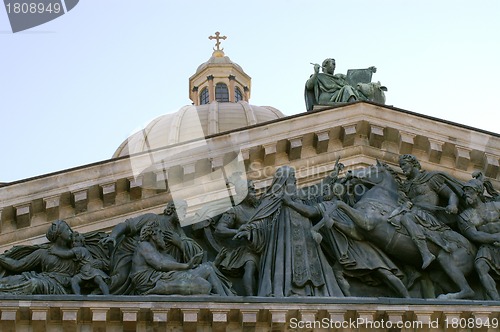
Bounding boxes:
[0,155,499,300]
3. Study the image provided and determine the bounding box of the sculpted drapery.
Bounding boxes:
[0,220,78,295]
[240,166,344,297]
[105,201,203,295]
[1,158,500,300]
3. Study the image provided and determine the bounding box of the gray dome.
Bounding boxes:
[113,101,284,158]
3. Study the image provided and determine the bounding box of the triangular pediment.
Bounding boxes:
[1,102,498,251]
[1,102,500,330]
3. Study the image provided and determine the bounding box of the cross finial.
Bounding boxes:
[209,31,227,51]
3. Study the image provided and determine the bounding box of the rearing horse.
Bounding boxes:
[315,161,477,299]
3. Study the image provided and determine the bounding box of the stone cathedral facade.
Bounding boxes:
[1,34,500,331]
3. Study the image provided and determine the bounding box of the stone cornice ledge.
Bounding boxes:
[1,294,499,306]
[1,295,499,330]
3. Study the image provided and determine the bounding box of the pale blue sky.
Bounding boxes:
[1,0,499,183]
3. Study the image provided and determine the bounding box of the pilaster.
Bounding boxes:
[207,75,214,102]
[228,75,236,102]
[192,86,199,106]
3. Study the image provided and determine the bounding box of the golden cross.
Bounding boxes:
[208,31,227,51]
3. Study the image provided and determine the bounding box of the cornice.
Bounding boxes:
[0,296,499,330]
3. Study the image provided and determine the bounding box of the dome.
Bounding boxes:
[113,101,284,158]
[194,52,245,75]
[113,32,285,158]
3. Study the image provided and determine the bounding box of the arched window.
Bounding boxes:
[200,87,209,105]
[215,83,229,102]
[235,86,243,102]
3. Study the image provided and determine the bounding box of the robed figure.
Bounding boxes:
[304,59,359,111]
[236,166,344,297]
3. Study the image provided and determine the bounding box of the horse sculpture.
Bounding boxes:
[313,161,477,299]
